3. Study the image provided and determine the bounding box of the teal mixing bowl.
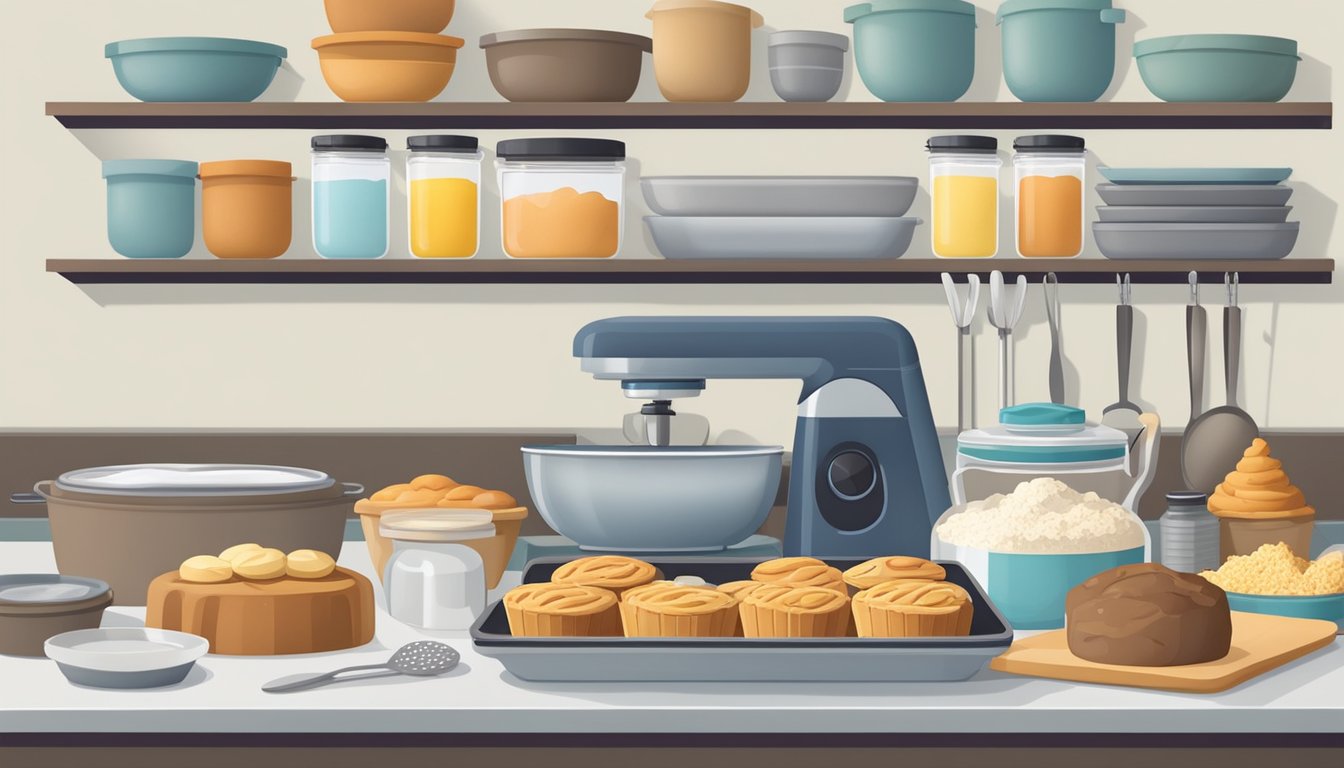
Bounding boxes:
[987,547,1145,629]
[102,160,198,259]
[1134,34,1300,102]
[844,0,977,102]
[997,0,1126,102]
[1226,592,1344,633]
[105,37,287,102]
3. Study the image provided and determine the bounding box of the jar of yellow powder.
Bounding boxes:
[407,135,482,259]
[496,138,626,259]
[927,135,1002,259]
[1013,135,1086,259]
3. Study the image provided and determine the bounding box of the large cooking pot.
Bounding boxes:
[23,464,360,605]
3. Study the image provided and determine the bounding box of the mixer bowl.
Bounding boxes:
[521,445,783,552]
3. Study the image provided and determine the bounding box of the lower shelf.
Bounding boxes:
[46,258,1335,285]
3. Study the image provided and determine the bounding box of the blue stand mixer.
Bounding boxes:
[574,316,950,559]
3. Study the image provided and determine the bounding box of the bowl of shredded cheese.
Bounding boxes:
[1201,543,1344,632]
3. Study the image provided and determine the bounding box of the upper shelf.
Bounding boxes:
[45,101,1334,130]
[47,258,1335,285]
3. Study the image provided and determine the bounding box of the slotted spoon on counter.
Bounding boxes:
[262,641,460,694]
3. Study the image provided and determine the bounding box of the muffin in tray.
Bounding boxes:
[842,556,946,593]
[504,582,622,637]
[621,584,740,638]
[851,579,973,638]
[740,584,851,638]
[750,557,846,594]
[716,580,768,637]
[551,555,660,598]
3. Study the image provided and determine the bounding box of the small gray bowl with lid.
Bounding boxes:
[0,575,113,657]
[769,31,850,102]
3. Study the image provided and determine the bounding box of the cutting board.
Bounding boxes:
[145,566,375,656]
[990,611,1337,693]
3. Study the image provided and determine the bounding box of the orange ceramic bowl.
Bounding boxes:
[324,0,457,34]
[312,32,464,102]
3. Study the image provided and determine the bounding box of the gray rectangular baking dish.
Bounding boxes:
[645,216,921,260]
[1096,184,1293,207]
[641,176,919,217]
[470,557,1011,683]
[1096,205,1292,224]
[1093,222,1300,260]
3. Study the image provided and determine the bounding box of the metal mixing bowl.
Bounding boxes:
[521,445,783,552]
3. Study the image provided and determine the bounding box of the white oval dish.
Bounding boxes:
[45,627,209,689]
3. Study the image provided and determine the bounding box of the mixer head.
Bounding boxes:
[621,380,704,447]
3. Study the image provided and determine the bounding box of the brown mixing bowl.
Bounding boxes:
[312,32,464,102]
[0,575,113,656]
[324,0,457,34]
[479,29,652,102]
[354,499,526,589]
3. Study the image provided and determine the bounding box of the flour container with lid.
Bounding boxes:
[381,510,494,630]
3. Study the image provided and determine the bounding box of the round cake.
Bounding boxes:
[1066,563,1232,667]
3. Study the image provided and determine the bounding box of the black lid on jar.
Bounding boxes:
[1166,490,1209,505]
[311,135,388,152]
[1014,134,1086,152]
[496,138,625,161]
[407,135,479,152]
[926,135,998,153]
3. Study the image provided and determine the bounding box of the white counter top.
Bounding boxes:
[0,541,1340,737]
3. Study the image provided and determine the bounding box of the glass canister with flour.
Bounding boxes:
[407,135,482,259]
[311,135,390,259]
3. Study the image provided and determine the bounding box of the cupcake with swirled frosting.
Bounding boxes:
[550,555,660,598]
[740,584,851,638]
[621,584,740,638]
[851,579,973,638]
[749,557,846,594]
[842,556,946,593]
[504,582,621,637]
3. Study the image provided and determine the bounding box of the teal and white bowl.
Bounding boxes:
[1226,592,1344,634]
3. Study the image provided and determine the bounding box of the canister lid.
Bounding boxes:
[0,575,112,613]
[845,1,976,24]
[198,160,293,178]
[312,135,388,152]
[926,135,998,153]
[998,0,1116,22]
[1166,490,1209,505]
[380,510,497,542]
[497,138,626,161]
[1134,34,1298,59]
[407,135,479,152]
[768,30,850,51]
[102,159,199,179]
[1014,134,1086,152]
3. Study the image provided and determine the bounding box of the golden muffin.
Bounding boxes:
[750,557,846,594]
[740,584,850,638]
[504,583,621,637]
[842,556,946,592]
[621,584,739,638]
[852,579,973,638]
[551,555,660,598]
[715,580,767,637]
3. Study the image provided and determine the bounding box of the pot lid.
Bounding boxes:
[198,160,293,179]
[105,37,286,60]
[0,575,112,613]
[55,464,335,497]
[496,138,626,161]
[997,0,1117,23]
[521,445,784,457]
[480,28,652,52]
[102,160,199,179]
[845,1,976,24]
[647,1,764,27]
[1134,34,1298,59]
[311,32,466,50]
[768,31,850,51]
[380,510,496,542]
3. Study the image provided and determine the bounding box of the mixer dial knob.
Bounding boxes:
[828,451,876,500]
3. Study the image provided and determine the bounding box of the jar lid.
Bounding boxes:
[312,135,388,152]
[926,135,998,154]
[1166,491,1209,505]
[102,159,199,179]
[407,135,479,152]
[1014,134,1086,152]
[380,509,496,542]
[496,138,626,161]
[198,160,293,179]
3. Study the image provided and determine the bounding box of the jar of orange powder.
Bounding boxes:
[1013,135,1086,259]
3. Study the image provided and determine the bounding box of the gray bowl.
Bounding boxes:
[521,445,783,552]
[45,627,208,689]
[642,176,918,218]
[769,30,849,102]
[646,216,921,260]
[1096,205,1292,224]
[1096,184,1293,207]
[1093,222,1300,260]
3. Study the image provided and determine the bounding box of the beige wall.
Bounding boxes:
[0,0,1338,445]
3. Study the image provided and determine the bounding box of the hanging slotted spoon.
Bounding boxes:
[262,641,460,694]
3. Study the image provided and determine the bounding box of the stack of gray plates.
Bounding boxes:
[641,176,922,260]
[1093,167,1299,260]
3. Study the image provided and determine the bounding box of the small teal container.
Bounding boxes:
[844,0,977,102]
[988,547,1145,629]
[1226,592,1344,633]
[102,160,198,259]
[1134,34,1300,103]
[997,0,1126,102]
[105,37,286,103]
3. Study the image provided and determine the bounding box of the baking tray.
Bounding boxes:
[1096,205,1292,224]
[645,216,921,260]
[642,176,919,218]
[470,557,1012,683]
[1097,167,1292,185]
[1093,221,1300,260]
[1096,183,1293,207]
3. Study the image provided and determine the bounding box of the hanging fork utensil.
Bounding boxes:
[987,271,1029,411]
[941,272,982,432]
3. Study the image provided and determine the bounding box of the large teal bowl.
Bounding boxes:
[997,0,1126,102]
[987,547,1145,630]
[103,160,198,259]
[1226,592,1344,633]
[844,1,976,102]
[1134,34,1299,103]
[105,37,287,102]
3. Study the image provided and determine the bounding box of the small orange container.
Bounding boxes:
[199,160,294,259]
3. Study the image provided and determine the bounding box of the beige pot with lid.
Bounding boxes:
[646,0,763,102]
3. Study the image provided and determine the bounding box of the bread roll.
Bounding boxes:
[180,555,233,584]
[286,549,336,579]
[232,548,287,580]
